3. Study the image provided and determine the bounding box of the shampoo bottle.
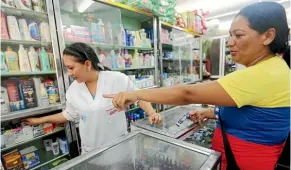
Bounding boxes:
[1,51,8,72]
[18,44,31,72]
[18,19,31,41]
[28,20,40,41]
[33,77,49,107]
[46,48,55,70]
[97,19,105,43]
[40,47,50,71]
[116,51,125,68]
[110,50,117,69]
[4,46,20,72]
[39,22,51,42]
[7,16,21,40]
[28,46,40,71]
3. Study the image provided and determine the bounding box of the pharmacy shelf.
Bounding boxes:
[112,66,155,71]
[30,152,69,170]
[161,22,201,37]
[1,103,65,122]
[1,127,65,152]
[95,0,154,17]
[1,6,48,19]
[65,41,152,51]
[1,71,56,77]
[1,39,51,46]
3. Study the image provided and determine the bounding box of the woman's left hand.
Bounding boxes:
[149,113,162,124]
[103,92,138,111]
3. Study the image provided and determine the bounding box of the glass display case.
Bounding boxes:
[132,105,202,139]
[51,130,221,170]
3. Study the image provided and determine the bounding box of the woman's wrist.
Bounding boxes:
[204,108,216,119]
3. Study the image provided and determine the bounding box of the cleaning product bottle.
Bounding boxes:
[106,22,113,44]
[1,86,10,114]
[28,20,40,41]
[39,22,51,42]
[7,16,21,40]
[18,44,31,72]
[116,51,125,68]
[18,19,31,41]
[1,51,8,72]
[46,48,55,70]
[110,50,117,69]
[4,46,20,72]
[1,12,10,39]
[28,46,40,71]
[14,0,32,10]
[40,47,50,71]
[97,19,105,43]
[33,77,49,107]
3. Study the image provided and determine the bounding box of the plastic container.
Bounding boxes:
[40,47,50,71]
[44,79,59,104]
[116,52,125,68]
[97,19,105,43]
[106,22,113,44]
[51,142,60,155]
[1,51,8,72]
[31,0,44,12]
[46,48,55,70]
[33,77,49,107]
[4,46,20,72]
[110,50,117,69]
[0,12,10,39]
[58,138,69,154]
[28,20,40,41]
[1,86,10,115]
[14,0,32,10]
[43,139,53,151]
[7,16,21,40]
[28,46,40,71]
[39,22,51,42]
[18,44,31,72]
[18,19,31,41]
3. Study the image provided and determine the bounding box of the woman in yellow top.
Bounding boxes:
[104,2,290,170]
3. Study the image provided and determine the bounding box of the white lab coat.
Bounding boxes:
[62,71,136,154]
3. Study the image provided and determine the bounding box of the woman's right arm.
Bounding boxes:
[189,108,216,126]
[23,113,69,125]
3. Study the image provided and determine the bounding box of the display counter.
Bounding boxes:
[132,105,216,149]
[51,130,221,170]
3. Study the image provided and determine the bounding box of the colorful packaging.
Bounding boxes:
[28,46,40,71]
[40,47,50,71]
[44,80,59,104]
[1,51,8,72]
[28,20,40,41]
[0,12,10,39]
[7,15,21,40]
[46,48,55,70]
[20,79,37,108]
[18,19,31,41]
[5,79,25,111]
[20,146,40,169]
[1,86,10,114]
[2,151,24,170]
[4,46,20,72]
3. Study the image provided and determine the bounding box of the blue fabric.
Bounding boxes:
[214,106,290,145]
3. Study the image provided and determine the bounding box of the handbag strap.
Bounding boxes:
[218,113,240,170]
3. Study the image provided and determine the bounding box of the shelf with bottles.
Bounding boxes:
[1,77,63,121]
[1,123,65,152]
[1,124,70,170]
[161,22,201,37]
[1,71,56,77]
[1,39,51,47]
[1,4,48,19]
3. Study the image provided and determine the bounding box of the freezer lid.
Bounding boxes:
[51,129,221,170]
[132,105,202,138]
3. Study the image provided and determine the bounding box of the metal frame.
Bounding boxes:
[51,129,221,170]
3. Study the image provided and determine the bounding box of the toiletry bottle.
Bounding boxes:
[98,51,106,65]
[18,45,31,72]
[110,50,117,69]
[97,19,105,43]
[39,22,51,42]
[33,77,49,107]
[132,49,139,67]
[116,51,125,68]
[44,79,59,104]
[7,16,21,40]
[121,27,126,46]
[40,47,50,71]
[46,48,55,70]
[1,51,8,72]
[28,46,40,71]
[1,86,10,114]
[90,22,98,43]
[28,20,40,41]
[14,0,32,10]
[106,22,113,44]
[1,12,10,39]
[5,46,20,72]
[18,19,31,41]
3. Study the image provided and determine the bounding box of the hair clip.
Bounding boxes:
[97,63,105,70]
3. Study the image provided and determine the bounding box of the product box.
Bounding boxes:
[14,126,33,144]
[20,79,37,109]
[2,151,24,170]
[3,129,16,147]
[43,123,54,134]
[20,146,40,169]
[32,124,44,137]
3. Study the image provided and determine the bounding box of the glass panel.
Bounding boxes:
[224,38,236,75]
[208,39,221,76]
[1,1,62,114]
[67,133,209,170]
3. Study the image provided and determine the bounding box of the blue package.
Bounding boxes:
[176,112,191,127]
[28,20,40,41]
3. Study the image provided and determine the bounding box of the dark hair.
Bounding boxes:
[63,42,111,71]
[237,2,290,68]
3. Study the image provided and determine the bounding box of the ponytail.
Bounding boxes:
[282,46,290,68]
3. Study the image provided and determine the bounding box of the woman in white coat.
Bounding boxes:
[24,42,162,154]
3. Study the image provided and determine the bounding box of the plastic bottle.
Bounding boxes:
[132,50,139,67]
[121,28,126,46]
[7,16,21,40]
[40,47,50,71]
[106,22,113,44]
[1,51,8,72]
[111,50,117,69]
[33,77,49,107]
[97,19,105,43]
[28,20,40,41]
[28,46,40,71]
[18,44,31,72]
[139,53,144,66]
[31,0,44,12]
[14,0,32,10]
[1,86,10,114]
[4,46,20,72]
[116,51,125,68]
[46,48,55,70]
[58,138,69,154]
[1,12,10,39]
[18,19,31,41]
[39,22,51,42]
[90,22,98,43]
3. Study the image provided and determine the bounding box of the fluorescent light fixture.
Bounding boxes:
[78,0,94,13]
